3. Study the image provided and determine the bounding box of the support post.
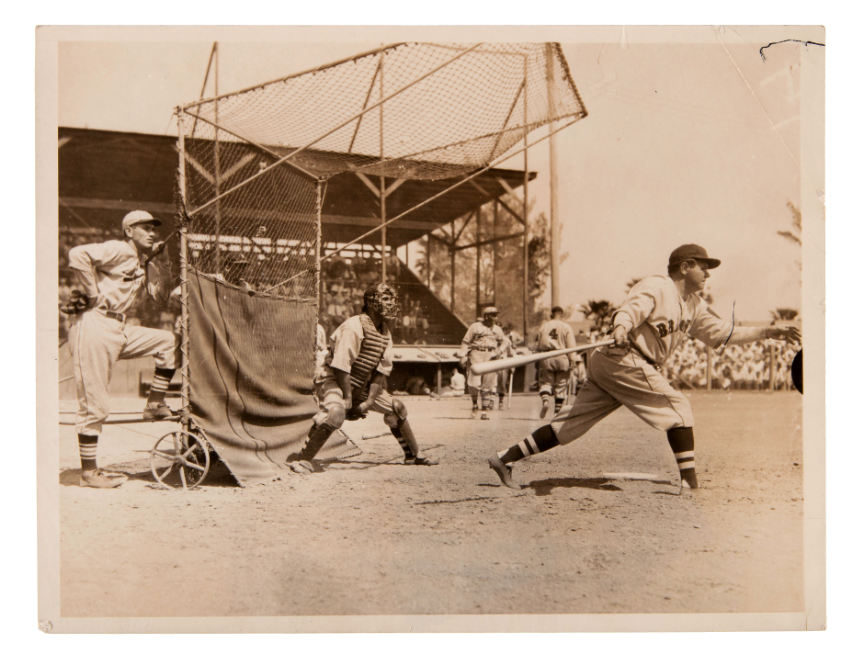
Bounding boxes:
[492,200,498,307]
[769,342,776,391]
[475,210,481,315]
[450,242,456,313]
[545,43,560,308]
[379,51,387,283]
[316,181,323,326]
[213,42,222,273]
[522,54,530,340]
[176,110,191,431]
[706,346,713,391]
[426,234,431,288]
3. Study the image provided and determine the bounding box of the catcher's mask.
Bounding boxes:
[363,283,399,320]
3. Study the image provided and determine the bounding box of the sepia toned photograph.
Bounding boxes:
[35,25,825,633]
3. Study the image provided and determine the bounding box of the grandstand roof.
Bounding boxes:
[58,127,536,247]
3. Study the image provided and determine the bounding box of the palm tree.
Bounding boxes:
[771,307,799,322]
[579,299,616,331]
[777,201,802,246]
[777,201,802,271]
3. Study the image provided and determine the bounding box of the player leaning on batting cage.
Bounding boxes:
[487,244,800,491]
[458,306,507,420]
[286,282,438,471]
[535,306,585,419]
[63,210,180,489]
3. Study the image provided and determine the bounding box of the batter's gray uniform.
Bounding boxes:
[551,274,740,443]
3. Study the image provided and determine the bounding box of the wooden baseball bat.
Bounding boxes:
[470,339,615,376]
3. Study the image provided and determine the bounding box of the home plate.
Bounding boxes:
[601,472,663,482]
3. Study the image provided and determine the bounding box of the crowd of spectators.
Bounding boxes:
[664,339,799,391]
[318,254,435,344]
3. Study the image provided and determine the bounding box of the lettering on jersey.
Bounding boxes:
[654,318,691,338]
[548,328,558,340]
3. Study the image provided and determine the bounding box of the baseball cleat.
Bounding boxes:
[480,411,490,420]
[143,401,175,420]
[285,454,324,473]
[539,398,550,419]
[487,455,520,490]
[80,468,126,489]
[680,469,699,489]
[405,455,439,466]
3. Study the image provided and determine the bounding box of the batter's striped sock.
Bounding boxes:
[667,426,698,488]
[78,434,99,471]
[497,425,560,465]
[147,367,175,403]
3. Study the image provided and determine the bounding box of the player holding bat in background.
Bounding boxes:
[287,282,438,471]
[487,244,800,491]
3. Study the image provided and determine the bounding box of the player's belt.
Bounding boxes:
[628,343,660,369]
[96,308,126,323]
[472,346,497,351]
[599,342,660,370]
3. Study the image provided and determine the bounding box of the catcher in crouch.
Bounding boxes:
[287,283,438,471]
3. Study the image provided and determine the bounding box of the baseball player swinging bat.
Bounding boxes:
[470,339,615,376]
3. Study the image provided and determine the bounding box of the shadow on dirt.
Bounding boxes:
[59,457,238,488]
[527,477,624,496]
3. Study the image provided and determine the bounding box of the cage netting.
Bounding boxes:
[175,42,587,483]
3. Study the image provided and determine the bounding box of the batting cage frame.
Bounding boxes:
[169,41,588,486]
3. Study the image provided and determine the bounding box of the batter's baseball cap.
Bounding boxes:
[482,306,499,316]
[668,244,721,269]
[122,210,162,230]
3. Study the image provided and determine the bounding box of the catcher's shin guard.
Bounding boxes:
[390,418,420,459]
[290,422,337,462]
[667,426,698,489]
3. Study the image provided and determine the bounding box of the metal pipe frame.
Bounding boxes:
[176,110,191,431]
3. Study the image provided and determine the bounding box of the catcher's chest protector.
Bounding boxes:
[349,314,390,401]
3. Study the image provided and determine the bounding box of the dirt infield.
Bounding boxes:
[57,390,803,619]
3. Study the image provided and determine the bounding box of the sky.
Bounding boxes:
[50,26,821,321]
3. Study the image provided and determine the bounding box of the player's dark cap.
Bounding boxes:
[122,209,162,230]
[668,244,721,269]
[551,305,564,315]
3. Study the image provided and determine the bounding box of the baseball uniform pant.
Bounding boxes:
[312,378,421,458]
[466,349,497,410]
[538,360,570,401]
[551,347,694,445]
[70,310,178,436]
[313,378,402,427]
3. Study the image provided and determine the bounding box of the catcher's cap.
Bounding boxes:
[482,306,499,316]
[668,244,720,269]
[122,210,161,230]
